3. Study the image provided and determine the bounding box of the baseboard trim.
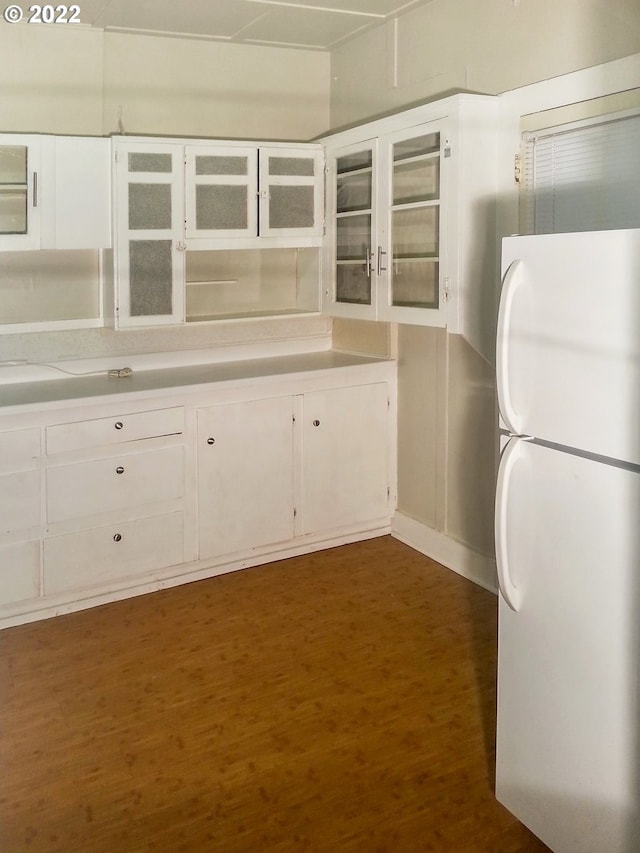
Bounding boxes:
[392,512,497,594]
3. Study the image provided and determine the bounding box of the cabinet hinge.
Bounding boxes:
[443,277,450,302]
[114,150,119,163]
[514,153,521,184]
[387,486,391,500]
[293,507,297,518]
[292,414,296,423]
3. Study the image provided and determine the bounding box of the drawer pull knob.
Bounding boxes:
[313,419,320,427]
[116,466,125,475]
[207,437,215,445]
[113,533,122,542]
[115,421,124,430]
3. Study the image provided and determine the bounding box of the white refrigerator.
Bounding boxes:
[494,229,640,853]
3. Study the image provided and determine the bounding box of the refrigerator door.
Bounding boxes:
[495,437,640,852]
[497,229,640,465]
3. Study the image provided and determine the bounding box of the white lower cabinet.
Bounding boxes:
[44,512,184,595]
[198,382,392,556]
[46,445,184,523]
[0,541,40,606]
[198,396,295,559]
[301,383,390,534]
[1,469,40,535]
[0,357,395,626]
[0,428,42,606]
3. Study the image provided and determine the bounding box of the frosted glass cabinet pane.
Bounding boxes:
[128,184,172,230]
[129,240,173,316]
[392,261,439,308]
[0,191,27,235]
[196,185,247,230]
[269,186,314,229]
[268,156,314,177]
[128,153,172,173]
[392,206,439,257]
[195,156,247,176]
[337,172,371,213]
[336,265,371,304]
[337,214,371,261]
[394,133,440,159]
[0,146,28,235]
[394,159,439,204]
[0,146,27,183]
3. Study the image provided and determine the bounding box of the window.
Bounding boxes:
[522,110,640,234]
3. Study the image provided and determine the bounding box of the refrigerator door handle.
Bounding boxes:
[496,259,523,435]
[495,437,521,612]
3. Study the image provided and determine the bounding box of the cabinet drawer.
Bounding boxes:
[0,470,40,535]
[45,407,184,455]
[46,445,184,523]
[0,541,40,606]
[0,428,40,473]
[44,512,184,595]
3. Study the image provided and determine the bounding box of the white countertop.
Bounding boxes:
[0,351,391,413]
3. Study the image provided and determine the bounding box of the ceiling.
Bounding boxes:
[76,0,428,51]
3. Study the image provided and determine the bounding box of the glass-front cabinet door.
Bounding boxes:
[323,139,377,319]
[114,142,185,327]
[185,145,257,240]
[0,136,40,250]
[258,147,324,241]
[377,123,446,326]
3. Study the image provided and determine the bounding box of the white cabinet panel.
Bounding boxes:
[0,541,40,605]
[198,396,295,558]
[0,427,40,473]
[46,445,184,523]
[44,511,184,594]
[0,470,40,535]
[40,136,111,250]
[46,407,184,454]
[301,383,390,534]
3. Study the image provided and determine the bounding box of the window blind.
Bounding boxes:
[522,111,640,234]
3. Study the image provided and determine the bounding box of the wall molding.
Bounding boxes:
[392,511,497,594]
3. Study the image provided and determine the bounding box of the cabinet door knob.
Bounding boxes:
[313,419,320,427]
[115,421,124,430]
[115,466,125,474]
[207,437,215,445]
[113,533,122,542]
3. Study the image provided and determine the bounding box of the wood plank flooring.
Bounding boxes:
[0,536,549,852]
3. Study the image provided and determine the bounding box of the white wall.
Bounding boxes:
[102,33,329,140]
[329,0,640,575]
[330,0,640,128]
[0,25,330,139]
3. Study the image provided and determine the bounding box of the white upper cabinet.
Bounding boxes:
[113,141,186,328]
[322,94,500,347]
[258,148,324,241]
[0,136,40,250]
[184,142,324,247]
[0,134,111,252]
[325,138,378,321]
[113,137,324,327]
[185,145,258,241]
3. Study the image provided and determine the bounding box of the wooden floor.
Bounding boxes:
[0,536,549,852]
